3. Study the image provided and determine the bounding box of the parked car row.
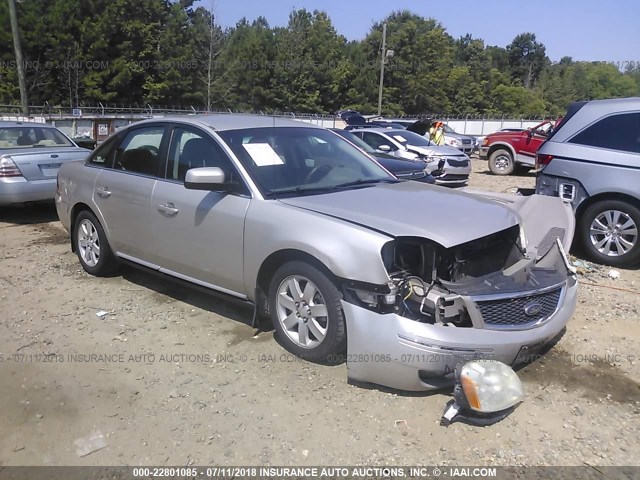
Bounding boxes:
[53,114,579,392]
[340,111,473,186]
[5,98,639,391]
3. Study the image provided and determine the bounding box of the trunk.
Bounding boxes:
[5,148,88,181]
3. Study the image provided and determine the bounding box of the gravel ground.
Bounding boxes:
[0,158,638,467]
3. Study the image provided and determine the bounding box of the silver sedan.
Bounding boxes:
[56,115,578,391]
[0,121,89,205]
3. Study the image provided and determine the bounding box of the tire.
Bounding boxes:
[268,261,346,363]
[489,149,514,175]
[578,200,640,267]
[73,210,118,276]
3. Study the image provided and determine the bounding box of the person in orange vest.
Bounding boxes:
[429,121,445,145]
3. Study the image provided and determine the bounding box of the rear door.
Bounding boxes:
[92,125,168,265]
[151,125,250,296]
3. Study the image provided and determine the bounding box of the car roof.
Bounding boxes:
[548,97,640,143]
[132,114,320,131]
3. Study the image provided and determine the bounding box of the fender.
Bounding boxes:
[486,141,517,160]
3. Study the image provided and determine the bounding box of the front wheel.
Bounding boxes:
[579,200,640,267]
[74,210,118,276]
[488,149,514,175]
[268,261,346,363]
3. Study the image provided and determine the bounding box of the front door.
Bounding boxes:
[151,126,250,296]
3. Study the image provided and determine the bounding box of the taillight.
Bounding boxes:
[0,157,22,177]
[535,153,554,169]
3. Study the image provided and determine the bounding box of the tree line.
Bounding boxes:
[1,0,639,116]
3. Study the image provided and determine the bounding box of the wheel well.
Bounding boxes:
[576,192,640,225]
[69,203,94,252]
[488,144,514,159]
[255,249,337,317]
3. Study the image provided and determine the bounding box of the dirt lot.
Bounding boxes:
[1,159,639,467]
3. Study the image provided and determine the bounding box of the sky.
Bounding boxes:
[196,0,639,63]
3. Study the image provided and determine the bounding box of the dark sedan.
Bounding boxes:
[330,129,435,184]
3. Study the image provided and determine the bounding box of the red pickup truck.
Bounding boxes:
[479,121,556,175]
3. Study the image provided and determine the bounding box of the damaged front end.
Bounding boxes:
[342,200,578,392]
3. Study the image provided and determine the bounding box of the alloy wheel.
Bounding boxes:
[589,210,638,257]
[77,218,101,267]
[276,275,328,349]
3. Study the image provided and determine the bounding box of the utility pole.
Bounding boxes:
[377,23,387,117]
[7,0,29,116]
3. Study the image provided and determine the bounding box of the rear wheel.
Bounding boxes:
[489,149,514,175]
[579,200,640,267]
[268,261,346,363]
[74,210,118,276]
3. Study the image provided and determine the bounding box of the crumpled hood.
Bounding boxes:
[405,144,466,157]
[278,181,520,248]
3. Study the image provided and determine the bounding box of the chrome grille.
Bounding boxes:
[476,288,562,329]
[461,139,473,145]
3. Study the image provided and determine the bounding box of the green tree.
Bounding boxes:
[507,33,547,88]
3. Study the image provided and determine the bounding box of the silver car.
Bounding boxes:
[56,115,578,391]
[536,97,640,267]
[0,121,90,205]
[351,128,472,186]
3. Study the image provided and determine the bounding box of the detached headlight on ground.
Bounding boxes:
[442,360,525,426]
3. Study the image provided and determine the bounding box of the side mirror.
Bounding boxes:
[184,167,232,191]
[378,145,392,152]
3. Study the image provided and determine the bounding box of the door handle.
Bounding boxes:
[158,203,179,216]
[96,187,111,198]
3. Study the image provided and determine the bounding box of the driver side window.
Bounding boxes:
[113,127,165,177]
[166,127,236,182]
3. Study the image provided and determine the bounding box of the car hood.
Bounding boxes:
[374,155,424,173]
[404,144,467,157]
[278,181,520,248]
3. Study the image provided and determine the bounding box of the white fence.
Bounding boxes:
[439,119,544,136]
[298,118,545,135]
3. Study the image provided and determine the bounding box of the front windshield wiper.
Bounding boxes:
[269,178,398,197]
[330,178,399,189]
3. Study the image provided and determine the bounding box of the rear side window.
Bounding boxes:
[569,113,640,154]
[89,135,119,167]
[113,127,165,176]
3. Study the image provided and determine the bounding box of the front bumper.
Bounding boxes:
[0,177,56,205]
[432,158,471,186]
[343,276,578,391]
[479,147,489,160]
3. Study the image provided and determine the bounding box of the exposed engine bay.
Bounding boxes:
[346,224,574,329]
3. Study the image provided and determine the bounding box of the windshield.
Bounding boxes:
[0,126,73,148]
[443,125,456,134]
[331,129,376,154]
[217,127,396,197]
[386,130,434,147]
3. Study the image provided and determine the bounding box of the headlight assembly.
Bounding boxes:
[442,360,525,426]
